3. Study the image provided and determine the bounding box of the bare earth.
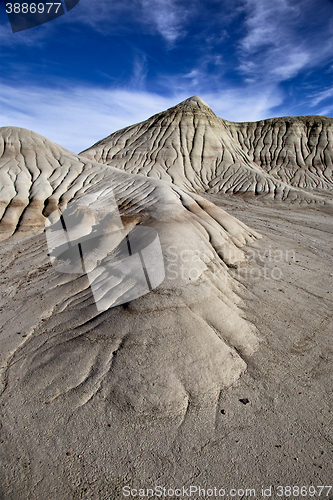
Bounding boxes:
[0,98,332,499]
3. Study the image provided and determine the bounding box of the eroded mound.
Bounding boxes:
[227,115,333,189]
[81,96,332,203]
[0,125,261,421]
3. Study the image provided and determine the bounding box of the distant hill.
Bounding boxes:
[81,96,333,197]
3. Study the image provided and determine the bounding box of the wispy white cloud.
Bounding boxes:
[240,0,296,53]
[0,18,51,47]
[270,50,310,81]
[0,80,287,154]
[139,0,190,43]
[201,86,284,122]
[130,54,149,89]
[309,86,333,107]
[64,0,135,32]
[238,0,333,84]
[62,0,191,43]
[0,0,192,44]
[1,0,331,148]
[0,84,186,153]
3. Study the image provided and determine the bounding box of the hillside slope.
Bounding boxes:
[81,96,332,201]
[0,126,262,414]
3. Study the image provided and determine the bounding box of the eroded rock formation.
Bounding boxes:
[81,96,333,201]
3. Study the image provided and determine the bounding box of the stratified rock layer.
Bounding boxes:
[0,125,261,420]
[227,115,333,189]
[81,96,333,200]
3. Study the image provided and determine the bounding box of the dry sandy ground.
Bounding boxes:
[203,194,333,487]
[0,194,332,499]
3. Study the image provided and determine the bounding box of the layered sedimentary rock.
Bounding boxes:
[0,125,259,250]
[1,100,332,499]
[0,125,261,421]
[81,96,333,200]
[227,115,333,189]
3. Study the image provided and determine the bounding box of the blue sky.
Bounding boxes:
[0,0,332,152]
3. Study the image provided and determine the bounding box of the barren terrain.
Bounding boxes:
[0,98,332,499]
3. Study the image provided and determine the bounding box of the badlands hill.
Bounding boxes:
[0,101,332,499]
[0,126,264,492]
[0,125,259,253]
[81,96,333,200]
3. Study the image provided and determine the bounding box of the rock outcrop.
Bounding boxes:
[0,125,261,416]
[81,96,333,201]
